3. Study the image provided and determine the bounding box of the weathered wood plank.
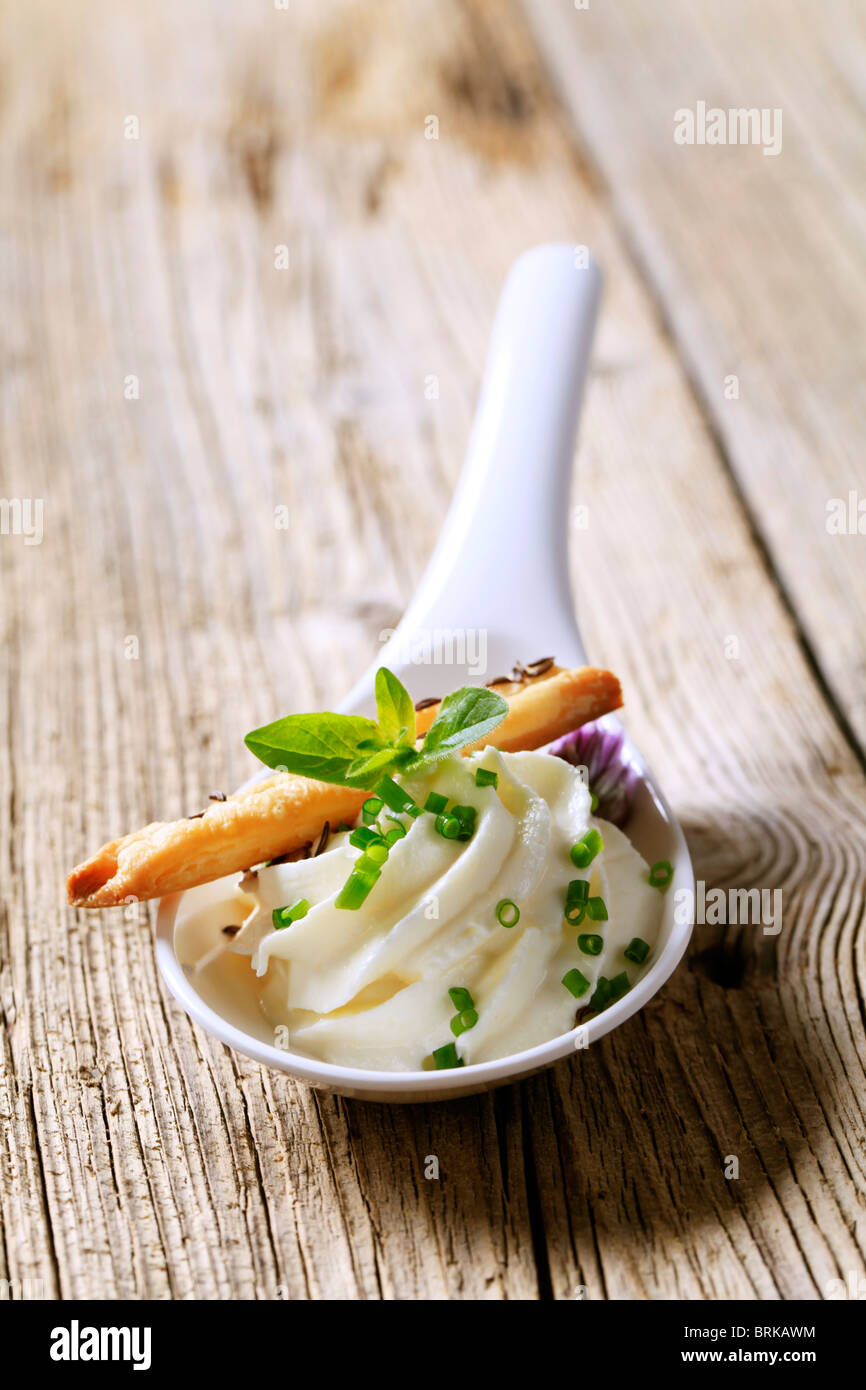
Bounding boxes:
[521,0,866,755]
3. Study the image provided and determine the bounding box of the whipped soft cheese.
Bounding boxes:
[224,747,662,1071]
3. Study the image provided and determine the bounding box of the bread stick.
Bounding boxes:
[414,664,621,751]
[67,665,621,907]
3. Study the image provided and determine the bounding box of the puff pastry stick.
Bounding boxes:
[67,665,621,908]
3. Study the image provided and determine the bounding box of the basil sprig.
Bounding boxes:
[245,669,507,789]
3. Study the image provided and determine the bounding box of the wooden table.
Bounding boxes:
[2,0,864,1300]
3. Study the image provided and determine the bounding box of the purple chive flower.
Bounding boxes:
[550,721,637,827]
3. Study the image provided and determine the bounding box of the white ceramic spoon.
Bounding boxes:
[156,244,694,1102]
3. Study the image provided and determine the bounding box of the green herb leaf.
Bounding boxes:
[343,746,408,787]
[374,667,416,747]
[412,686,507,774]
[245,671,508,792]
[245,712,385,786]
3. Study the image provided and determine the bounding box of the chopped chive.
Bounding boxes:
[564,878,589,924]
[355,850,386,877]
[451,804,477,841]
[375,774,421,819]
[362,841,389,867]
[649,859,674,890]
[577,933,604,956]
[624,937,650,964]
[570,828,604,869]
[450,1008,478,1037]
[608,971,630,1001]
[384,825,406,846]
[432,1042,464,1070]
[362,796,384,824]
[590,792,599,813]
[448,986,474,1012]
[587,896,608,921]
[475,768,498,788]
[589,971,630,1012]
[589,975,611,1010]
[272,898,310,929]
[349,825,380,850]
[334,870,378,910]
[374,774,416,814]
[435,814,462,840]
[562,967,590,998]
[496,898,520,928]
[424,791,448,814]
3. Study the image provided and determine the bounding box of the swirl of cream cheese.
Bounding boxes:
[226,747,662,1071]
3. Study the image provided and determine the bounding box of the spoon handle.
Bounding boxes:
[343,243,602,709]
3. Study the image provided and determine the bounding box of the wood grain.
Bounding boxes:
[0,0,863,1300]
[522,0,866,756]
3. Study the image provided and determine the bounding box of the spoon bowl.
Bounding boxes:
[156,244,694,1101]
